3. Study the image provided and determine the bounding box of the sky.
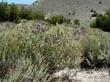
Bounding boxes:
[0,0,36,4]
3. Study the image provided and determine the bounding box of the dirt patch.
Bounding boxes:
[52,69,110,82]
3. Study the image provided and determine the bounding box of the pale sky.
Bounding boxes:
[0,0,36,4]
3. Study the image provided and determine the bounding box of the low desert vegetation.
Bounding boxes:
[90,10,110,32]
[0,20,110,81]
[0,22,82,81]
[47,15,70,25]
[81,28,110,68]
[20,6,44,20]
[74,19,80,25]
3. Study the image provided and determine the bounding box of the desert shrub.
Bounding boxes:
[14,18,21,24]
[0,22,83,81]
[34,12,44,20]
[0,22,49,81]
[20,7,34,20]
[2,57,49,82]
[26,10,35,20]
[39,25,83,71]
[105,8,110,17]
[90,14,110,32]
[20,6,44,20]
[81,32,110,68]
[47,15,70,25]
[20,6,30,19]
[74,19,80,25]
[91,12,98,17]
[90,21,96,28]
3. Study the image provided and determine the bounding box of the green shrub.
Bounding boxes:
[9,3,20,22]
[20,6,28,19]
[20,7,34,20]
[14,18,21,24]
[105,8,110,17]
[74,19,80,25]
[20,6,44,20]
[81,33,110,68]
[90,14,110,32]
[48,15,70,25]
[0,2,10,21]
[34,12,44,20]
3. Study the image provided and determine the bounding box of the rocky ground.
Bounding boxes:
[52,69,110,82]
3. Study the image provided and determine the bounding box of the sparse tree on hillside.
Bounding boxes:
[20,6,44,20]
[0,2,45,23]
[0,2,10,21]
[9,3,20,22]
[20,6,27,19]
[20,6,34,20]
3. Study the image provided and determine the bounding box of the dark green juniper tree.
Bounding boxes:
[0,2,10,21]
[9,3,20,22]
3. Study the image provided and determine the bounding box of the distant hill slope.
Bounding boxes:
[33,0,110,25]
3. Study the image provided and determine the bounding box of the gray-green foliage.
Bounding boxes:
[0,21,110,81]
[2,57,49,82]
[0,21,83,81]
[81,28,110,68]
[47,15,70,25]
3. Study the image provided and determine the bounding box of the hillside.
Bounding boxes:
[33,0,110,25]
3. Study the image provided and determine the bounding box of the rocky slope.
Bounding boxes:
[33,0,110,25]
